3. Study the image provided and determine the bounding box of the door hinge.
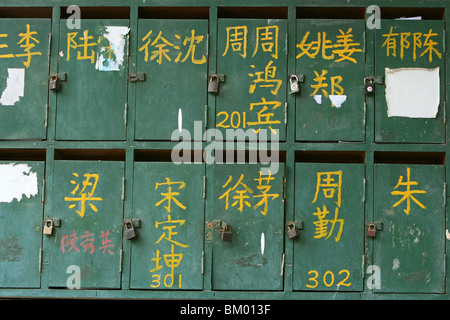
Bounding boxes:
[443,182,447,207]
[128,72,146,82]
[201,251,205,275]
[284,102,288,125]
[41,179,46,203]
[206,34,210,57]
[203,176,206,199]
[361,254,365,279]
[362,178,366,203]
[119,249,123,273]
[39,248,43,273]
[204,105,208,128]
[124,103,128,127]
[285,33,288,56]
[280,253,285,276]
[282,176,287,200]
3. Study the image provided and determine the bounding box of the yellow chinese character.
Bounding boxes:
[223,26,248,58]
[246,98,282,134]
[419,28,442,63]
[248,60,282,95]
[312,204,344,242]
[15,24,42,68]
[155,178,186,213]
[296,31,321,59]
[381,26,399,57]
[150,31,180,64]
[154,215,189,248]
[253,25,279,59]
[332,28,363,63]
[175,29,206,64]
[219,174,253,212]
[64,173,103,218]
[391,167,427,215]
[312,171,342,207]
[253,170,279,216]
[0,34,15,59]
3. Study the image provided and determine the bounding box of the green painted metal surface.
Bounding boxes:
[0,19,50,140]
[0,161,44,288]
[211,164,285,290]
[135,19,208,140]
[216,19,287,141]
[374,20,445,143]
[56,19,129,140]
[295,19,366,142]
[0,1,448,301]
[47,160,125,288]
[374,164,445,293]
[130,162,205,289]
[294,163,365,291]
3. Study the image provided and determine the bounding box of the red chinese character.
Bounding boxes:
[99,230,114,254]
[80,230,95,254]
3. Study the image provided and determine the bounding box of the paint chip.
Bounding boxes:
[313,95,322,104]
[95,26,129,71]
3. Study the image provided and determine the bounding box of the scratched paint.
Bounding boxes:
[0,68,25,106]
[0,163,38,203]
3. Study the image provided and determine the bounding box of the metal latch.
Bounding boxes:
[363,76,384,94]
[49,72,67,91]
[128,72,146,82]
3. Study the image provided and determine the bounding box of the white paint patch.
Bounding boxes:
[392,258,400,271]
[260,233,265,255]
[385,67,440,118]
[313,95,322,104]
[446,229,450,240]
[178,108,182,132]
[0,163,38,203]
[329,95,347,108]
[0,68,25,106]
[95,26,129,71]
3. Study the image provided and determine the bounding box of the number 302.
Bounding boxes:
[306,269,351,288]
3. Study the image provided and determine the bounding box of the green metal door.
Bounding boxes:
[373,164,445,293]
[56,20,129,140]
[375,20,445,143]
[293,163,365,291]
[216,19,287,141]
[0,161,44,288]
[211,163,285,290]
[130,162,205,290]
[47,160,125,289]
[0,19,50,139]
[135,19,208,140]
[295,19,366,142]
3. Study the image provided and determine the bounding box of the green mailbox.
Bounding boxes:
[375,20,445,143]
[0,19,50,140]
[47,160,125,289]
[373,164,445,293]
[211,163,285,290]
[130,162,205,290]
[56,20,129,140]
[0,161,44,288]
[294,163,365,291]
[216,19,287,141]
[295,19,366,142]
[135,19,208,140]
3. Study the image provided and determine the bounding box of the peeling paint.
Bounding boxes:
[329,95,347,108]
[0,68,25,106]
[392,258,400,271]
[446,229,450,240]
[0,163,38,203]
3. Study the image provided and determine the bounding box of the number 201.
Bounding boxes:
[306,269,351,288]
